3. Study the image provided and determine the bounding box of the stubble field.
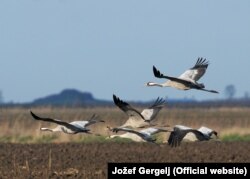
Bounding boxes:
[0,107,250,178]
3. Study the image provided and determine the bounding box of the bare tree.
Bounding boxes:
[244,92,249,99]
[224,85,236,99]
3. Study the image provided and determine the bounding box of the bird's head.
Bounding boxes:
[106,126,113,131]
[199,83,205,88]
[209,130,219,139]
[105,126,112,139]
[145,82,156,86]
[145,82,163,87]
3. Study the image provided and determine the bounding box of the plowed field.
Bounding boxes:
[0,142,249,178]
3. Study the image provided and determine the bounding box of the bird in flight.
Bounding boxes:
[107,131,145,142]
[112,94,166,128]
[146,58,219,93]
[110,127,170,143]
[30,111,104,134]
[168,125,218,147]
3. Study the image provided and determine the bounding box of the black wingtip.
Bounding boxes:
[156,97,165,105]
[150,97,165,108]
[211,90,219,94]
[113,94,129,107]
[153,65,164,78]
[113,94,119,105]
[113,94,118,101]
[193,57,209,69]
[167,131,180,148]
[153,66,159,77]
[91,113,105,123]
[30,111,40,120]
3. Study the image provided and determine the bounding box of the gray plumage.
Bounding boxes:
[30,111,104,134]
[113,94,165,128]
[112,127,170,143]
[146,58,219,93]
[168,125,218,147]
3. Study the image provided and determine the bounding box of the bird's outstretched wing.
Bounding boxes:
[153,66,194,86]
[84,114,105,127]
[140,127,169,136]
[113,94,145,120]
[141,97,165,121]
[198,88,219,93]
[168,128,204,147]
[30,111,80,131]
[112,127,145,139]
[179,58,209,82]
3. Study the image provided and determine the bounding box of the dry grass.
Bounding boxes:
[1,107,249,178]
[0,106,250,143]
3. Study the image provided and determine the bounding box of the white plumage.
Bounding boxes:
[108,133,145,142]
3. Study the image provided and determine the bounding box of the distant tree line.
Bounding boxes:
[224,84,236,99]
[0,86,250,108]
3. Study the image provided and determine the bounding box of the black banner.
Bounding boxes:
[108,163,249,179]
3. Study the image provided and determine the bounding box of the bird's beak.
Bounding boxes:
[107,126,113,131]
[145,82,152,86]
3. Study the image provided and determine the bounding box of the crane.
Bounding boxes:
[110,127,170,143]
[113,94,165,128]
[168,125,218,147]
[30,111,104,134]
[146,58,219,93]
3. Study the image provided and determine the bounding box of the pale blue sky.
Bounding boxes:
[0,0,250,103]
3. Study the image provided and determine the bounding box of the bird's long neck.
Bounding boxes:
[109,135,119,139]
[146,82,169,87]
[40,128,54,132]
[40,126,62,132]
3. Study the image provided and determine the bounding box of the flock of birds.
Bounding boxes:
[30,58,219,147]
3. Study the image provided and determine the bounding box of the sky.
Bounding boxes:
[0,0,250,103]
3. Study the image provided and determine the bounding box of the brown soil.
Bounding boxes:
[0,142,249,178]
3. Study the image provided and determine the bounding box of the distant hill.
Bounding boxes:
[23,89,198,107]
[1,88,250,108]
[30,89,111,107]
